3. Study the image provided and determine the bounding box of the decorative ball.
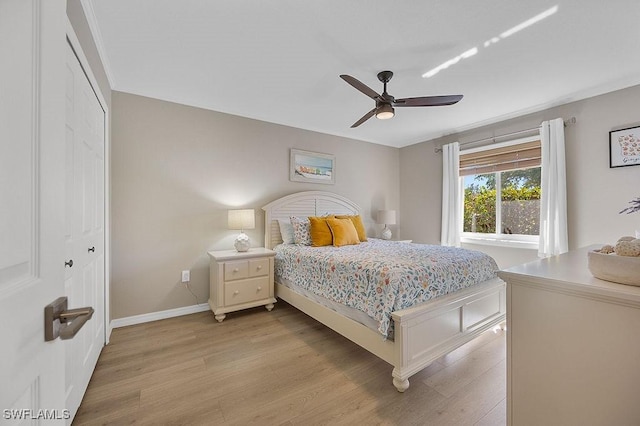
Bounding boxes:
[614,239,640,257]
[617,236,636,243]
[381,227,392,240]
[234,233,251,252]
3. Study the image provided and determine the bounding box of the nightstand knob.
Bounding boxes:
[234,290,239,295]
[257,286,262,291]
[257,265,262,270]
[233,268,239,273]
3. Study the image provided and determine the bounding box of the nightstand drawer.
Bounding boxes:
[224,260,249,281]
[249,258,269,277]
[225,277,270,306]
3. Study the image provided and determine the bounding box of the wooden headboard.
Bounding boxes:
[262,191,361,249]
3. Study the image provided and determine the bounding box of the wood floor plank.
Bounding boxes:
[423,329,506,398]
[219,369,359,425]
[72,389,140,425]
[73,302,506,425]
[475,397,507,426]
[81,358,207,406]
[437,327,504,367]
[420,359,507,426]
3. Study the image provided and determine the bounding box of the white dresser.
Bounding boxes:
[208,248,276,322]
[498,246,640,425]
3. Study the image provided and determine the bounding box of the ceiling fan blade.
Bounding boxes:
[350,108,376,128]
[393,94,463,107]
[340,75,381,100]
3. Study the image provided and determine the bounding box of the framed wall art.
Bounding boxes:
[290,149,335,184]
[610,126,640,168]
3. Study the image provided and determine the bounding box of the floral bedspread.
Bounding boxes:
[274,239,499,338]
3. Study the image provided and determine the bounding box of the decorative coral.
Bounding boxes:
[600,244,615,254]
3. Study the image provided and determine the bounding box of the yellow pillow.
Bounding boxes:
[326,218,360,247]
[309,216,333,246]
[335,215,367,242]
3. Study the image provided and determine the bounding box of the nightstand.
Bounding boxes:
[207,247,276,322]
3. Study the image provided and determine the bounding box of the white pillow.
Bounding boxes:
[278,219,295,244]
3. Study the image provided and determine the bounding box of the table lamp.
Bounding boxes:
[228,209,255,252]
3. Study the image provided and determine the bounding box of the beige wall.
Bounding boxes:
[111,92,399,319]
[400,84,640,269]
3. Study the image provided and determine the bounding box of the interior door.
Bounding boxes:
[64,42,106,420]
[0,0,68,422]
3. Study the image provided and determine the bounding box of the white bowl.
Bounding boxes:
[587,250,640,286]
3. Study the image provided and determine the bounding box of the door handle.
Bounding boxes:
[88,246,95,253]
[65,259,73,268]
[44,297,94,341]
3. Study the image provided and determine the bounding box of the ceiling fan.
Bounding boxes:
[340,71,463,128]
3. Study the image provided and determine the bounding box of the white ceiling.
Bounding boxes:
[83,0,640,148]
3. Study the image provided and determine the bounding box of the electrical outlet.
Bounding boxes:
[181,270,190,283]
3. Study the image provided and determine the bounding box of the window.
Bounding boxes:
[460,137,541,248]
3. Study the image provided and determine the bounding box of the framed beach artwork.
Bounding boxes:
[290,149,335,184]
[610,126,640,168]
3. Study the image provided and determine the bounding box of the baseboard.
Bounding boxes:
[110,303,210,329]
[106,322,113,344]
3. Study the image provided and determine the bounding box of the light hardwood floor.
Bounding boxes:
[74,302,506,425]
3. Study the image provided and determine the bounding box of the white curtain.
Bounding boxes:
[539,118,569,257]
[441,142,461,247]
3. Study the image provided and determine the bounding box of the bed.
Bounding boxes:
[262,191,506,392]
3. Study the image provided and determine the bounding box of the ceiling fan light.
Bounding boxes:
[376,104,395,120]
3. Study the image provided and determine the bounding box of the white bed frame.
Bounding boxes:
[262,191,506,392]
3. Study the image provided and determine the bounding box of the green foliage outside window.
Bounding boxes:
[464,168,541,235]
[464,186,497,233]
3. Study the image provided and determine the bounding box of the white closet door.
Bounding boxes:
[63,42,106,421]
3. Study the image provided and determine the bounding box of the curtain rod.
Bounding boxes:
[434,117,576,153]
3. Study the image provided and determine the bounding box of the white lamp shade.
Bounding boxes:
[376,210,396,225]
[228,209,255,230]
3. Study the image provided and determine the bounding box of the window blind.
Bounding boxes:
[459,140,541,176]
